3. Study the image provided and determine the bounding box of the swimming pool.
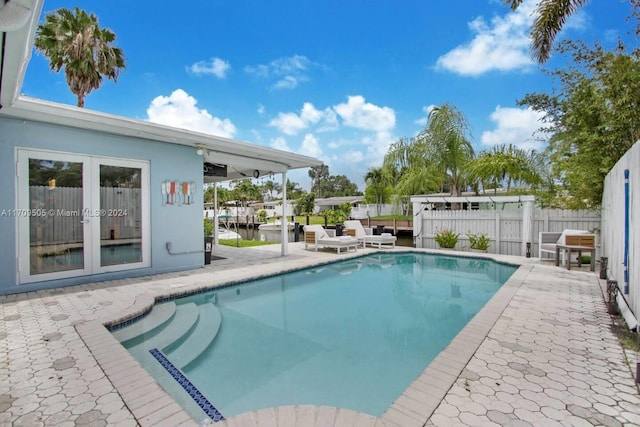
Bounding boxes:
[112,252,517,421]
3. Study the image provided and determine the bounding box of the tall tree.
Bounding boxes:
[35,7,126,107]
[308,165,329,198]
[419,104,475,197]
[318,175,361,197]
[466,144,543,192]
[286,180,305,199]
[231,180,262,207]
[504,0,640,63]
[504,0,590,63]
[518,40,640,207]
[261,180,280,201]
[364,167,389,215]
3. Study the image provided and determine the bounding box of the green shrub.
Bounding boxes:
[204,218,213,237]
[467,231,490,250]
[434,228,459,249]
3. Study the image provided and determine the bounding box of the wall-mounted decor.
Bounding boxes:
[161,180,195,206]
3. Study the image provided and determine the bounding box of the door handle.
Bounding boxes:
[80,219,89,224]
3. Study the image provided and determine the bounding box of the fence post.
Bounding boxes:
[522,197,534,257]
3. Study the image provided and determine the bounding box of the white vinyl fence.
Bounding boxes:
[412,204,601,258]
[602,140,640,326]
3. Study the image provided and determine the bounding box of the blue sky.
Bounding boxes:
[22,0,635,191]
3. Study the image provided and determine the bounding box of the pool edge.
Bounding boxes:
[81,248,531,426]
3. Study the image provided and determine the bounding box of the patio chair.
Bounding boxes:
[539,229,594,264]
[303,224,358,254]
[343,220,396,248]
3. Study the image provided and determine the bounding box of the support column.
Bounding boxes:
[213,183,218,246]
[413,201,423,248]
[281,171,288,256]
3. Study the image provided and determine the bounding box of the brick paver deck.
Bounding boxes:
[1,244,638,426]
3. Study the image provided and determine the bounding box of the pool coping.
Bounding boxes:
[75,248,532,426]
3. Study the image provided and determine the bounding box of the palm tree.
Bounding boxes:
[34,7,126,107]
[466,144,542,193]
[504,0,590,63]
[262,180,282,200]
[419,104,475,197]
[231,180,262,207]
[364,167,388,216]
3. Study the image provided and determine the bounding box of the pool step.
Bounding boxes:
[112,301,177,344]
[126,302,199,353]
[164,303,222,369]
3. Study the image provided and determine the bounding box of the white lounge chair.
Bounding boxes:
[343,220,397,248]
[303,224,358,254]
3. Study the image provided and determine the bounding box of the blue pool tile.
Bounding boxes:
[149,348,225,422]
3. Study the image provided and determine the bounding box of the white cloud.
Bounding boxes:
[300,133,323,158]
[245,55,313,90]
[268,102,329,135]
[187,57,231,78]
[334,95,395,134]
[146,89,236,138]
[480,106,546,151]
[273,75,307,90]
[257,104,266,115]
[269,112,307,136]
[342,150,364,163]
[269,136,290,151]
[436,1,537,76]
[267,96,396,182]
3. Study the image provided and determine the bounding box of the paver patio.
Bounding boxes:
[1,244,638,426]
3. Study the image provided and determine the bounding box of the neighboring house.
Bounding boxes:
[252,200,295,218]
[350,203,396,219]
[0,0,321,295]
[314,196,365,214]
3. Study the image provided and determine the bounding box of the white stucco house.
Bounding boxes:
[0,0,322,295]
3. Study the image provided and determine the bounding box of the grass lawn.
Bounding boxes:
[218,239,278,247]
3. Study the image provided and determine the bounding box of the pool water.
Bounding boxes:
[119,252,516,419]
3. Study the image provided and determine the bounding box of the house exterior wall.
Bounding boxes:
[0,116,204,295]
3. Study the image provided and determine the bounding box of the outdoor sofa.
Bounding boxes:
[343,220,397,248]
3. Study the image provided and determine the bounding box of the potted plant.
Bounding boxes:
[434,228,459,249]
[467,231,490,252]
[204,218,213,264]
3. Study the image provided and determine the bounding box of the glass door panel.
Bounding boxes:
[99,165,143,266]
[28,158,85,275]
[18,149,150,284]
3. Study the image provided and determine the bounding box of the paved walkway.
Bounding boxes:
[1,244,638,426]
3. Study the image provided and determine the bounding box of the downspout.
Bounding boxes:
[624,169,630,294]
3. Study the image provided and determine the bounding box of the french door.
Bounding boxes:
[17,149,150,284]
